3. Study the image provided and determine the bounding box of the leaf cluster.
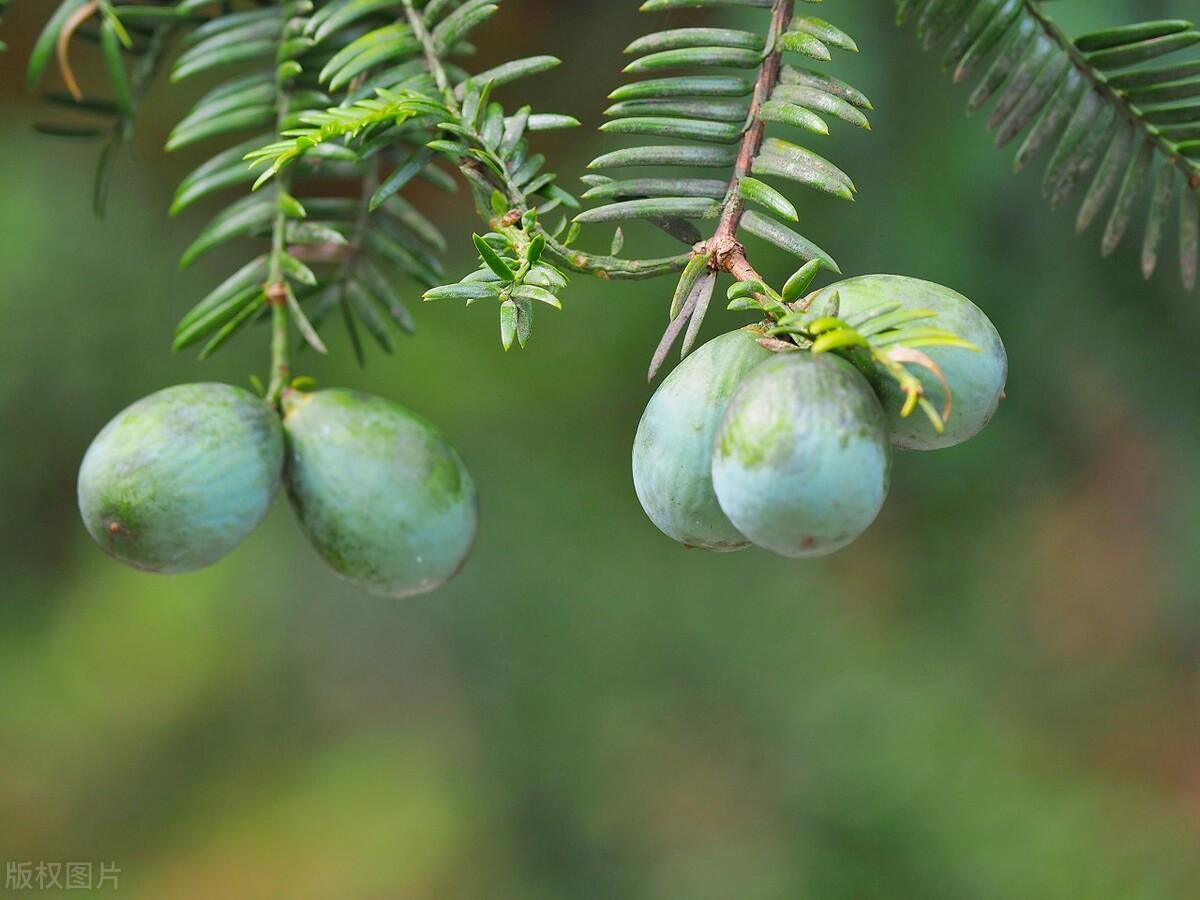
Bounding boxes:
[16,0,1200,381]
[162,0,459,361]
[726,261,978,432]
[899,0,1200,289]
[580,0,869,270]
[576,0,873,376]
[424,204,569,351]
[243,0,581,349]
[21,0,584,359]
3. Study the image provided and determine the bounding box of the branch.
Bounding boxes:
[401,0,458,112]
[577,0,867,375]
[1024,0,1199,185]
[543,236,692,280]
[897,0,1200,288]
[266,43,299,406]
[711,0,795,249]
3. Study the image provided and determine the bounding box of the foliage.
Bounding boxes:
[9,7,1200,870]
[723,259,978,431]
[15,0,587,384]
[10,0,1200,394]
[424,214,570,351]
[577,0,873,377]
[244,0,585,351]
[25,0,185,215]
[165,0,452,378]
[898,0,1200,289]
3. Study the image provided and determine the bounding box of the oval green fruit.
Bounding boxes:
[282,389,478,598]
[712,352,890,558]
[809,275,1006,450]
[77,383,284,573]
[632,327,772,551]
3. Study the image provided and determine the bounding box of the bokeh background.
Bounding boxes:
[3,1,1200,897]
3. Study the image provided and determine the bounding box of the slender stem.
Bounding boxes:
[265,17,298,407]
[461,149,695,279]
[265,174,291,406]
[266,302,290,401]
[543,238,693,280]
[401,0,459,113]
[724,252,768,284]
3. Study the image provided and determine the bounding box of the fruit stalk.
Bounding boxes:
[265,177,290,405]
[265,39,297,407]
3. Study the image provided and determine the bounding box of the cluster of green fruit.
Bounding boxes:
[77,273,1003,592]
[77,385,478,597]
[632,276,1007,557]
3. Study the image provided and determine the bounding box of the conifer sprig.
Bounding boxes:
[574,0,873,377]
[899,0,1200,289]
[12,0,1200,381]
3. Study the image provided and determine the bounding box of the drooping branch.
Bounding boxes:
[1023,0,1199,186]
[897,0,1200,288]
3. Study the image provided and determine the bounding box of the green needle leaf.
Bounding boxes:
[473,233,516,282]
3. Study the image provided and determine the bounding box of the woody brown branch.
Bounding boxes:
[698,0,794,286]
[712,0,794,248]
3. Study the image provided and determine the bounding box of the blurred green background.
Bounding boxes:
[3,1,1200,897]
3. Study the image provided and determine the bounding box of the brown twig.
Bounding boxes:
[702,0,795,277]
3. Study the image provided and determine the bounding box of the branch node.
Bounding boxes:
[708,235,745,271]
[264,281,288,307]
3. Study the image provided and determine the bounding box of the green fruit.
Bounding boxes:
[712,352,891,558]
[282,389,478,598]
[77,383,284,573]
[810,275,1007,450]
[632,328,772,551]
